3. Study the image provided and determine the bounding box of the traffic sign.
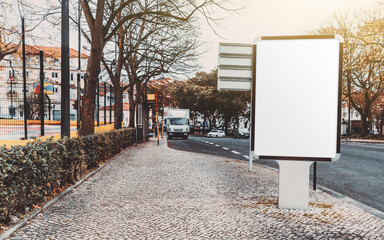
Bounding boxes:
[218,43,253,91]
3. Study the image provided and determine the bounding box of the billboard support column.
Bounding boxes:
[277,161,313,210]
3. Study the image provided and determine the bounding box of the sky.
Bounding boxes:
[17,0,380,79]
[197,0,379,72]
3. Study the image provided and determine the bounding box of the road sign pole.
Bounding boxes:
[249,44,257,172]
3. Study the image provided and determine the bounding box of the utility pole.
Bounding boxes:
[104,82,107,125]
[22,18,28,139]
[156,90,159,145]
[109,84,112,124]
[77,0,81,131]
[40,51,45,136]
[97,80,100,126]
[61,0,70,138]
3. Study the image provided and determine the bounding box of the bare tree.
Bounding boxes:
[79,0,234,136]
[316,10,384,135]
[0,1,21,61]
[121,11,201,127]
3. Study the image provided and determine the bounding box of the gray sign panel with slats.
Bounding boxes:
[218,43,253,91]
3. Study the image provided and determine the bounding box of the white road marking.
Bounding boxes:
[232,150,241,155]
[209,142,214,145]
[222,147,229,150]
[215,144,220,147]
[243,155,249,159]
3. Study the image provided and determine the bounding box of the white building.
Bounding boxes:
[0,45,88,121]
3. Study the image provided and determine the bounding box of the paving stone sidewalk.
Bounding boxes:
[7,138,384,239]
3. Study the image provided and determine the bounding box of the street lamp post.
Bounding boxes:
[381,109,384,136]
[61,0,70,138]
[77,0,81,131]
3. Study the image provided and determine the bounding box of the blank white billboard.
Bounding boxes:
[253,37,342,161]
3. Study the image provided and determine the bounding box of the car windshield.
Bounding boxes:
[210,130,218,132]
[169,118,187,125]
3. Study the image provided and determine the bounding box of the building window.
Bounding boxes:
[70,88,75,99]
[52,72,58,78]
[70,73,74,82]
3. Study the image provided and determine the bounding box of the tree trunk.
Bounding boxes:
[129,104,135,127]
[80,41,103,136]
[128,84,135,127]
[114,84,123,130]
[361,116,369,136]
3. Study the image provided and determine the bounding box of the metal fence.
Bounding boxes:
[0,58,116,140]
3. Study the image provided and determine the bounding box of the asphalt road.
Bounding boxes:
[167,134,384,213]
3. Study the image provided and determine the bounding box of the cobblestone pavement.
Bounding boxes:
[8,138,384,239]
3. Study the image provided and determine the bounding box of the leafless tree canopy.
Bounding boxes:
[315,10,384,135]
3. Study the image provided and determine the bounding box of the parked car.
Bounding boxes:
[0,114,13,119]
[208,129,225,138]
[233,128,250,139]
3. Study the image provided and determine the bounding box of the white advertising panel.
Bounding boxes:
[253,36,342,161]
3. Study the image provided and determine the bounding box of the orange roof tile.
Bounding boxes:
[10,44,88,58]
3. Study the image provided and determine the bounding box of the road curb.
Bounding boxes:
[316,185,384,220]
[342,139,384,144]
[0,147,132,240]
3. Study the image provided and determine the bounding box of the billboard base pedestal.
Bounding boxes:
[277,160,313,210]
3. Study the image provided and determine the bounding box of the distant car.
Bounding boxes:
[233,128,250,139]
[0,114,13,119]
[208,129,225,138]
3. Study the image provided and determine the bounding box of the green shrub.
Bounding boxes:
[0,128,135,224]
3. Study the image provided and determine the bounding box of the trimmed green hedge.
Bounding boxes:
[0,128,135,223]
